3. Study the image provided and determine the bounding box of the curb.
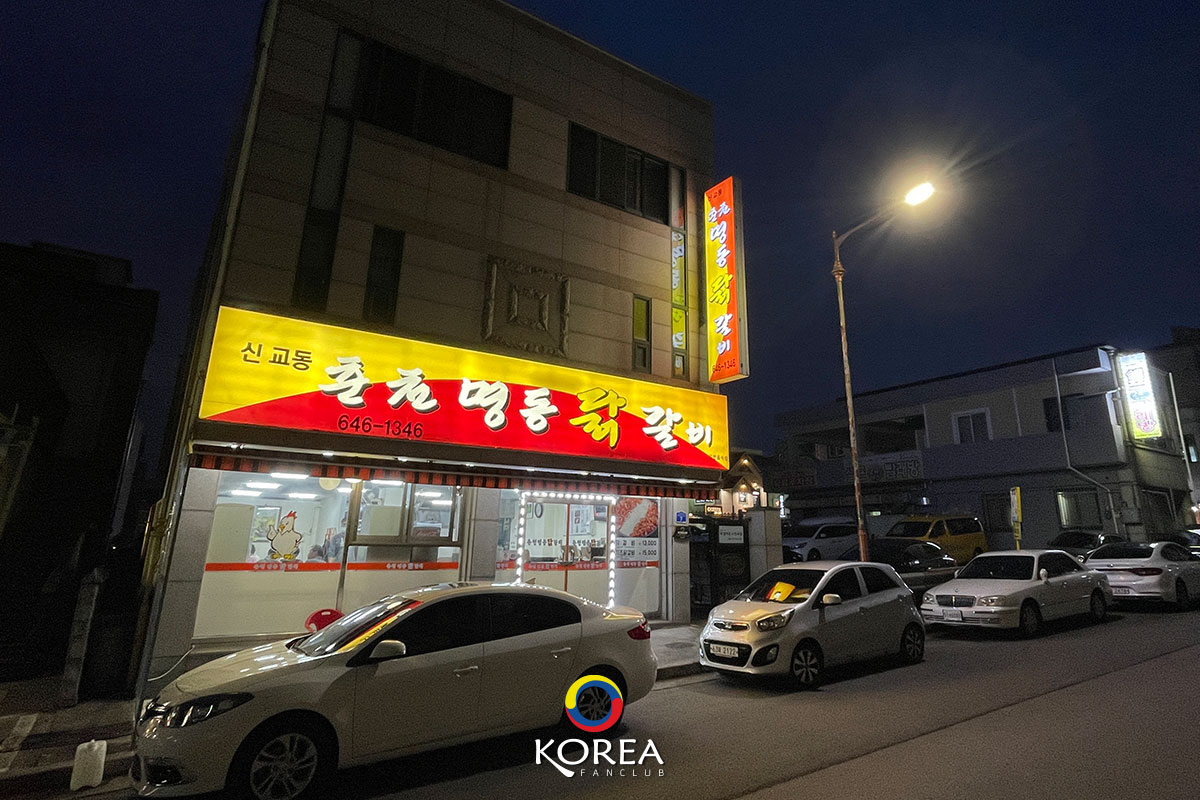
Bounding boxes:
[0,749,132,799]
[656,661,706,681]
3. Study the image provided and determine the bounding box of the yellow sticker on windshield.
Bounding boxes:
[767,582,796,602]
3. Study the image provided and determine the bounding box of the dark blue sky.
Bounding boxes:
[2,2,1196,464]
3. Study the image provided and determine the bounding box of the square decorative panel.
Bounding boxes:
[483,256,569,357]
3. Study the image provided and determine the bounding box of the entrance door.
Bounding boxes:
[351,595,485,757]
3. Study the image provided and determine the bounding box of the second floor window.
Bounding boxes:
[568,124,669,224]
[952,410,991,444]
[632,295,651,372]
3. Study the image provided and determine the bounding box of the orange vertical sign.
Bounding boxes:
[704,177,749,384]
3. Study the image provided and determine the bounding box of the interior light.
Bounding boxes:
[245,481,280,490]
[416,491,443,497]
[288,492,318,499]
[230,490,261,497]
[431,500,453,506]
[371,480,405,486]
[271,472,308,480]
[344,477,362,484]
[336,487,352,494]
[322,451,334,457]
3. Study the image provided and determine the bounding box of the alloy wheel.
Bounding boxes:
[576,685,613,721]
[791,645,821,688]
[1090,590,1107,622]
[901,624,925,663]
[249,732,319,800]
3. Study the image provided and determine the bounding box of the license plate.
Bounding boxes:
[944,609,963,621]
[1112,587,1132,595]
[709,643,739,658]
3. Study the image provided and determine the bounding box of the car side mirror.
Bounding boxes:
[953,568,961,578]
[819,593,843,606]
[370,640,406,661]
[1039,568,1049,583]
[1075,555,1085,564]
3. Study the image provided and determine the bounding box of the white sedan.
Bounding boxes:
[920,550,1112,637]
[133,583,656,799]
[700,561,925,688]
[1084,541,1200,610]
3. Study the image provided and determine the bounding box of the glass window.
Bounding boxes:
[888,520,932,538]
[1088,543,1152,560]
[597,136,626,207]
[861,566,901,593]
[953,410,990,444]
[567,123,673,224]
[821,568,863,600]
[946,517,983,535]
[567,125,597,197]
[736,568,826,604]
[668,164,686,229]
[1041,553,1080,576]
[292,208,339,310]
[929,521,947,539]
[1043,396,1072,432]
[1162,544,1189,562]
[957,555,1035,580]
[488,594,581,639]
[380,595,486,655]
[363,226,405,323]
[641,157,668,222]
[633,295,651,373]
[1056,488,1102,528]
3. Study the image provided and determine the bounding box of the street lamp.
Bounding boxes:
[832,182,934,562]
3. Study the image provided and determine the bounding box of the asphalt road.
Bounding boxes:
[73,604,1200,800]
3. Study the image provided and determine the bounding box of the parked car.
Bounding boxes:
[1153,530,1200,555]
[700,561,925,688]
[1084,541,1200,610]
[782,517,859,562]
[885,515,989,564]
[835,538,959,595]
[1047,529,1127,559]
[133,583,656,799]
[920,550,1111,637]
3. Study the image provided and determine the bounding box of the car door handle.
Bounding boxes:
[550,647,572,657]
[453,666,479,677]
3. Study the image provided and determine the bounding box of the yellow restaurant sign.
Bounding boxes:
[703,177,750,384]
[199,307,729,470]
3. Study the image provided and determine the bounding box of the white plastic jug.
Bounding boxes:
[69,739,107,791]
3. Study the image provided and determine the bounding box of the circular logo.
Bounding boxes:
[564,674,623,732]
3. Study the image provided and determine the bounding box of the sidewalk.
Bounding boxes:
[0,623,705,798]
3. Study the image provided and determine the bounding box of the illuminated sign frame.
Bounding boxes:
[1117,351,1162,440]
[703,177,749,384]
[199,307,729,470]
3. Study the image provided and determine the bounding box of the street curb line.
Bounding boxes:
[0,749,131,799]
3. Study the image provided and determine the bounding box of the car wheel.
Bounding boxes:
[561,671,626,735]
[1019,601,1041,638]
[789,641,823,689]
[229,717,333,800]
[807,550,821,562]
[899,623,925,664]
[1174,580,1190,612]
[1088,589,1107,623]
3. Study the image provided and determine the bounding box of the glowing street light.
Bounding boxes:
[831,182,935,562]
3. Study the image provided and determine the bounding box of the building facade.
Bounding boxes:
[774,346,1193,549]
[140,0,736,690]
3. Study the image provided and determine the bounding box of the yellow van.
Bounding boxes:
[885,515,989,565]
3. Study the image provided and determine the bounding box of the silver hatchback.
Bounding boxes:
[699,562,925,688]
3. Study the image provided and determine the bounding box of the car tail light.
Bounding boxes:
[627,620,651,640]
[1128,567,1163,576]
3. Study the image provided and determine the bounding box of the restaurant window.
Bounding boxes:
[633,295,651,372]
[1056,488,1101,529]
[356,38,512,169]
[363,226,405,323]
[567,123,671,224]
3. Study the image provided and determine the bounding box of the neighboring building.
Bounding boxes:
[1152,327,1200,519]
[774,345,1193,549]
[140,0,737,690]
[717,450,769,516]
[0,241,157,680]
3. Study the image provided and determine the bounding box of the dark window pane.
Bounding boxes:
[381,596,485,655]
[822,569,862,600]
[488,594,581,640]
[633,342,649,372]
[597,136,626,207]
[862,566,900,593]
[641,157,668,223]
[415,63,459,151]
[372,49,420,134]
[292,208,339,310]
[364,226,405,323]
[624,150,642,211]
[568,124,597,197]
[461,79,511,168]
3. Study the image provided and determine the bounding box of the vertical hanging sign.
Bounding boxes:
[1117,352,1161,440]
[704,177,749,384]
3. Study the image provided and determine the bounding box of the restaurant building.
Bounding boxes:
[140,0,748,688]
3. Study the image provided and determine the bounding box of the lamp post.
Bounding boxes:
[832,182,934,562]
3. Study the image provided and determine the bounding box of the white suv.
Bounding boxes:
[783,518,859,562]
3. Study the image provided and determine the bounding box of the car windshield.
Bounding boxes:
[887,521,931,538]
[1088,543,1153,560]
[295,597,419,657]
[1049,531,1097,548]
[736,569,826,604]
[956,555,1035,581]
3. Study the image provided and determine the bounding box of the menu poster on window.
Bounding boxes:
[614,498,660,564]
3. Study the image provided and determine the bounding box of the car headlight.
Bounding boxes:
[922,592,935,606]
[162,694,252,728]
[977,596,1006,606]
[756,610,794,631]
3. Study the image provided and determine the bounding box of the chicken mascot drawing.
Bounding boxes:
[268,511,304,560]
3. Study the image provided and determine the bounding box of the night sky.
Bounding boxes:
[3,2,1196,468]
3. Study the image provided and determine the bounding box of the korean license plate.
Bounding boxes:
[944,609,963,621]
[1112,587,1132,595]
[709,643,739,658]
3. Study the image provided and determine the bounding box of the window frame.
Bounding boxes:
[951,408,993,444]
[632,294,652,373]
[1055,488,1102,529]
[566,122,673,224]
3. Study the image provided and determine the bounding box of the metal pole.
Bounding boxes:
[832,232,870,562]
